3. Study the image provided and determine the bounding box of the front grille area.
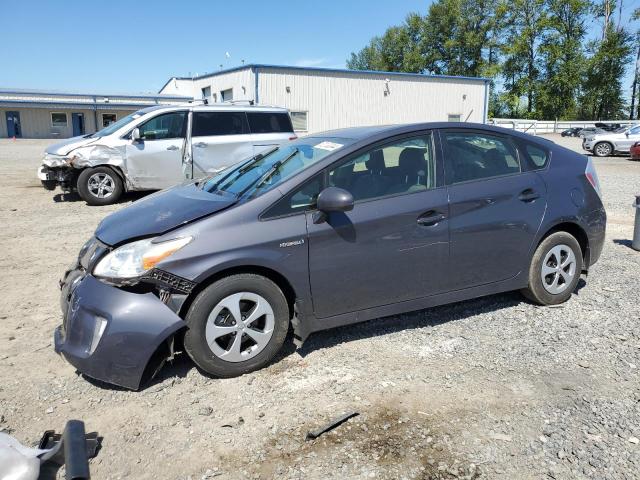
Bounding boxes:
[143,269,196,295]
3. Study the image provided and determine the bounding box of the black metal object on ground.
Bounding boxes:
[37,420,100,480]
[305,412,359,441]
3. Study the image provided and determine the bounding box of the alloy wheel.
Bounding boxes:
[594,143,611,157]
[205,292,275,362]
[540,244,577,295]
[87,172,115,199]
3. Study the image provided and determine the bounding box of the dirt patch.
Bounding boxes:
[220,404,481,480]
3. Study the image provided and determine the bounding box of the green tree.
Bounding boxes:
[537,0,590,120]
[500,0,547,117]
[579,24,632,119]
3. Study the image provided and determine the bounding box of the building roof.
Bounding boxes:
[0,87,191,101]
[160,63,491,93]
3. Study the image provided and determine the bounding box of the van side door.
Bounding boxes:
[191,111,253,178]
[247,111,295,155]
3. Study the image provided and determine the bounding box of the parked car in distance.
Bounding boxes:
[582,124,640,157]
[578,127,606,138]
[37,104,296,205]
[594,122,629,132]
[55,123,606,389]
[630,142,640,160]
[561,127,583,137]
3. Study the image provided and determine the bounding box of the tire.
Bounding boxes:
[593,142,613,157]
[184,274,290,378]
[521,232,583,305]
[77,167,123,205]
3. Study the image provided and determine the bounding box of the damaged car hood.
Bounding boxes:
[45,135,100,156]
[95,183,236,246]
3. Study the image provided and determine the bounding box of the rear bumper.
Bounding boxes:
[585,207,606,267]
[55,274,185,390]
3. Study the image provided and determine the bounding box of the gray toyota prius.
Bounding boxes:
[55,123,606,389]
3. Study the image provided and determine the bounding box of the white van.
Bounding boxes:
[37,104,296,205]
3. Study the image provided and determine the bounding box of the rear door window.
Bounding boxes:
[192,111,249,137]
[442,131,520,184]
[247,112,293,134]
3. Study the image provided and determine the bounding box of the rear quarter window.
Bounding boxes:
[247,112,293,134]
[520,143,550,170]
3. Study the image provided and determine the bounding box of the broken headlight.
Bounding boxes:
[93,237,192,280]
[43,153,70,167]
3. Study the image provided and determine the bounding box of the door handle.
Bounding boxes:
[193,142,207,148]
[417,211,446,226]
[518,188,540,202]
[166,145,179,151]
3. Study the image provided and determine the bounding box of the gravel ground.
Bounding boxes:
[0,134,639,479]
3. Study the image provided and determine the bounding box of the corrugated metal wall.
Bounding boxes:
[191,69,256,103]
[258,68,487,133]
[0,108,135,138]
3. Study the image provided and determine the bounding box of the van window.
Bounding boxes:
[192,112,249,137]
[138,112,187,140]
[247,112,293,134]
[442,131,520,184]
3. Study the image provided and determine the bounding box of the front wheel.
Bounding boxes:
[593,142,613,157]
[521,232,583,305]
[184,274,290,378]
[77,167,123,205]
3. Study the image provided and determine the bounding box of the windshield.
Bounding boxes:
[91,110,145,137]
[202,137,348,199]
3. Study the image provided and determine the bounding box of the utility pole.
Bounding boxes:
[631,41,640,120]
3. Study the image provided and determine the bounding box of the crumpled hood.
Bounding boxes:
[45,135,99,156]
[95,183,236,246]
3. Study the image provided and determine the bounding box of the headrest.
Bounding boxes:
[399,148,425,173]
[366,150,385,172]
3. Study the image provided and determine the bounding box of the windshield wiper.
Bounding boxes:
[237,148,299,198]
[200,147,279,192]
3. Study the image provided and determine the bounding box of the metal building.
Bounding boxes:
[0,89,191,138]
[160,64,490,134]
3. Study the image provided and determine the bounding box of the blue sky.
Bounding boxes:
[0,0,428,94]
[0,0,638,96]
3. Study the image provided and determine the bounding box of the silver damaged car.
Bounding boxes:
[37,104,296,205]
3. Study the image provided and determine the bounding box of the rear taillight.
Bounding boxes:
[585,157,602,198]
[289,136,298,141]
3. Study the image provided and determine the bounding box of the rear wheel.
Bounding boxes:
[184,274,290,377]
[77,167,123,205]
[593,142,613,157]
[521,232,583,305]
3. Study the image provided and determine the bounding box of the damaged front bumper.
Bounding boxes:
[55,272,186,390]
[37,165,78,191]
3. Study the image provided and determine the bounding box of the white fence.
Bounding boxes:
[489,118,640,134]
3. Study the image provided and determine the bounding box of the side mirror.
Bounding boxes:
[131,128,141,142]
[314,187,354,223]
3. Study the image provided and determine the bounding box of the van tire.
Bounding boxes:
[77,167,123,206]
[184,274,290,378]
[521,232,583,305]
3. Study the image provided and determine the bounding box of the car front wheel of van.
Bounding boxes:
[521,231,583,305]
[77,167,123,206]
[184,274,290,378]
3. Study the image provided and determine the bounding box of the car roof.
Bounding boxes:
[138,103,289,114]
[309,122,549,144]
